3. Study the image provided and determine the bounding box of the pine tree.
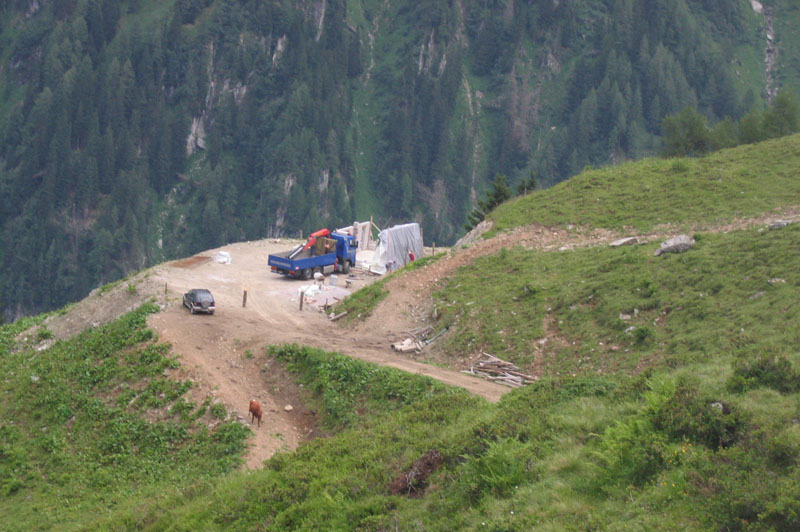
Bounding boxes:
[660,106,711,157]
[763,90,799,138]
[464,174,511,231]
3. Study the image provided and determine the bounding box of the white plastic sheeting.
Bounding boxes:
[214,251,232,264]
[369,223,423,275]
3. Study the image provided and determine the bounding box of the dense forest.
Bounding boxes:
[1,0,798,318]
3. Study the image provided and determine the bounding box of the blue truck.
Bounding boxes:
[268,229,358,280]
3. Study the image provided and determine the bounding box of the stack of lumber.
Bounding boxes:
[462,353,538,388]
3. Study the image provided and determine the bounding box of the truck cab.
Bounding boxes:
[331,232,358,273]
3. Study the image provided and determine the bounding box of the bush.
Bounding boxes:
[694,446,800,531]
[460,438,533,502]
[650,377,747,450]
[596,376,748,487]
[596,415,669,486]
[36,327,54,341]
[728,352,800,394]
[209,402,227,420]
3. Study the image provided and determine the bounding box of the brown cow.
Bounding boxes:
[249,399,263,427]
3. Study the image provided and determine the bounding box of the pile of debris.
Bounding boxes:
[391,325,447,353]
[462,353,538,388]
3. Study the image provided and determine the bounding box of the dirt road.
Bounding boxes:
[38,206,800,468]
[137,239,508,468]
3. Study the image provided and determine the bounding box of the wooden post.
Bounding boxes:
[242,289,248,308]
[432,242,435,257]
[299,290,305,311]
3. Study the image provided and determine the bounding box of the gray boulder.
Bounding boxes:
[769,220,792,230]
[610,237,639,247]
[654,234,696,256]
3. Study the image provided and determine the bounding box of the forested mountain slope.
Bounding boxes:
[1,0,798,317]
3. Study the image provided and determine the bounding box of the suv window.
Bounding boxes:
[196,290,213,302]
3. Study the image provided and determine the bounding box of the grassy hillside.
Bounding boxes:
[489,134,800,234]
[435,225,800,374]
[0,304,250,530]
[95,255,800,529]
[77,144,800,529]
[4,135,800,529]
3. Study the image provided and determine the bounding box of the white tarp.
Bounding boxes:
[369,223,423,274]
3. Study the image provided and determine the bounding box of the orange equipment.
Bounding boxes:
[302,228,331,250]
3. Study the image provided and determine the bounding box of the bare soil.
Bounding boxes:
[33,206,800,469]
[35,238,508,469]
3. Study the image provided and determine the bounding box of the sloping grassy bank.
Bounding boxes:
[0,304,250,530]
[434,224,800,375]
[489,134,800,234]
[97,337,799,530]
[109,137,800,530]
[5,224,797,530]
[5,139,800,529]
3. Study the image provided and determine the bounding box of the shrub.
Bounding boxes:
[634,326,654,345]
[728,352,800,394]
[209,402,227,420]
[597,376,748,487]
[596,415,669,486]
[36,328,54,341]
[460,438,533,502]
[650,377,747,450]
[694,446,800,531]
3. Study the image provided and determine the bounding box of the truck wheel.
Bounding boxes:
[342,260,351,274]
[302,268,312,280]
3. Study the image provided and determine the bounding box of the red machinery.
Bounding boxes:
[302,228,331,250]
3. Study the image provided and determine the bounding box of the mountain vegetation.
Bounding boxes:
[2,0,800,318]
[3,134,800,530]
[0,304,250,528]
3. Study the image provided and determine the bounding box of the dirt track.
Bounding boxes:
[141,239,508,468]
[37,206,800,468]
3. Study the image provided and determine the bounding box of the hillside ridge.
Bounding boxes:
[29,202,800,468]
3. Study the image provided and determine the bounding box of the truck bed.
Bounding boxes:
[270,246,313,260]
[267,231,356,279]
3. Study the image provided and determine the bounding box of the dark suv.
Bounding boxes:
[183,289,216,314]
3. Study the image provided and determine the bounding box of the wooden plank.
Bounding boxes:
[329,311,348,322]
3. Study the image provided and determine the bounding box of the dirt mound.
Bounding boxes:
[171,255,212,269]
